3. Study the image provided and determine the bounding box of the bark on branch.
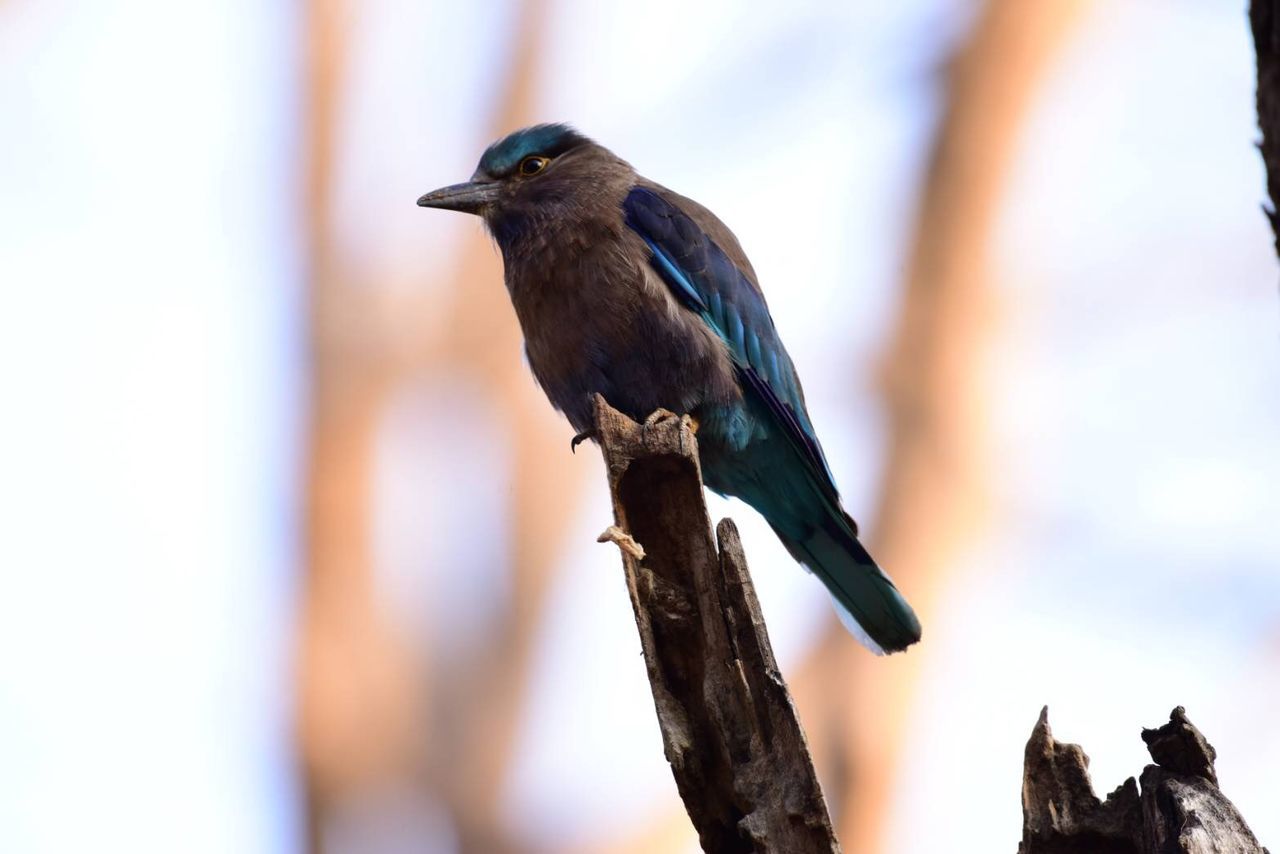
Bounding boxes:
[1019,706,1269,854]
[1252,0,1280,258]
[592,395,841,854]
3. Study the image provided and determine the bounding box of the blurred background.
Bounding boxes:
[2,0,1278,852]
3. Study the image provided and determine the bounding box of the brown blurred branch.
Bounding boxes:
[1020,707,1268,854]
[299,0,431,847]
[1251,0,1280,259]
[299,0,581,850]
[792,3,1089,850]
[570,808,697,854]
[420,2,598,850]
[592,396,841,854]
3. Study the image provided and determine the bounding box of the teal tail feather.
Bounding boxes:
[699,397,922,654]
[771,513,921,654]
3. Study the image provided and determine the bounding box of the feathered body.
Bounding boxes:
[419,124,921,653]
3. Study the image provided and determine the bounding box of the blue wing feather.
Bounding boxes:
[622,186,838,496]
[623,185,922,653]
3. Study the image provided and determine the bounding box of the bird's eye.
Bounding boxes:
[518,156,549,176]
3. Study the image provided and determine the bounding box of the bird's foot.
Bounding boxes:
[642,409,699,434]
[642,408,680,429]
[570,429,596,453]
[642,409,700,456]
[642,409,680,452]
[640,409,701,430]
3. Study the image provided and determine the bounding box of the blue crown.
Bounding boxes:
[478,123,589,176]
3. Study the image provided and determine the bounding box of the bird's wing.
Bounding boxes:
[622,184,840,501]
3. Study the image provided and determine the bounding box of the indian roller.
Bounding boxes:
[417,124,921,653]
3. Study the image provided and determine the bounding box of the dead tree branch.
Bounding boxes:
[592,395,840,854]
[1019,706,1268,854]
[1252,0,1280,258]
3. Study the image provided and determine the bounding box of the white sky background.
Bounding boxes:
[0,1,301,852]
[0,1,1277,853]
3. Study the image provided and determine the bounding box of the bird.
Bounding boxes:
[417,123,921,654]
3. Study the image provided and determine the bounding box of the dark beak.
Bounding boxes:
[416,180,498,214]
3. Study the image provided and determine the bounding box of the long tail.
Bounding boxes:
[770,511,921,654]
[699,397,922,653]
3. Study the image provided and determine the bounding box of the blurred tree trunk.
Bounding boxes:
[791,2,1089,851]
[298,0,587,851]
[572,812,698,854]
[1251,0,1280,259]
[421,2,598,850]
[299,0,432,848]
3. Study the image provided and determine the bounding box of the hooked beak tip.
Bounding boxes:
[416,180,496,214]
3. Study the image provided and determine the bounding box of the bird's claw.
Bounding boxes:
[570,429,596,453]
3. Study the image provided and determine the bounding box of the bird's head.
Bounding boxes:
[417,124,626,239]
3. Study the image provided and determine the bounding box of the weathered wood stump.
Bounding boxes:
[1020,706,1268,854]
[592,395,840,854]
